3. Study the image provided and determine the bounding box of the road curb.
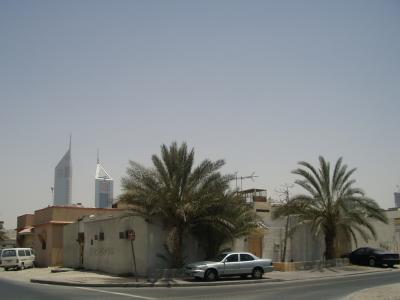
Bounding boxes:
[30,277,282,288]
[30,268,397,288]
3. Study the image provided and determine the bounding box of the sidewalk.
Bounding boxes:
[343,283,400,300]
[1,265,397,288]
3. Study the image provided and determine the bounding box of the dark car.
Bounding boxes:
[347,247,399,267]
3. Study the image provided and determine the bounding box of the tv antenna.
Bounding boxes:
[234,172,258,191]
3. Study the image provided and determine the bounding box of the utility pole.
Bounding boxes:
[275,183,294,262]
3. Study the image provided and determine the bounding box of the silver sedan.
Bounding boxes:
[185,252,273,281]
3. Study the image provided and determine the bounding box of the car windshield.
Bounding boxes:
[209,254,228,262]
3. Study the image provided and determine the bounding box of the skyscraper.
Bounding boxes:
[54,137,72,206]
[395,192,400,208]
[95,152,113,208]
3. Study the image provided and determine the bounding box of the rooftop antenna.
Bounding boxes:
[233,172,259,191]
[69,134,72,150]
[97,148,100,164]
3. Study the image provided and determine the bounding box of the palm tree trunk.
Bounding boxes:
[281,215,290,262]
[324,234,336,260]
[173,226,185,268]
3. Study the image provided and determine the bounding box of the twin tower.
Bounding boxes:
[53,138,114,208]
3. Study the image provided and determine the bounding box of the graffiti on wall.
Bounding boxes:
[89,247,115,256]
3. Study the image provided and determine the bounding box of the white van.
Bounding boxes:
[0,248,35,270]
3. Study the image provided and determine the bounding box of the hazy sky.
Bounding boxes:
[1,1,399,229]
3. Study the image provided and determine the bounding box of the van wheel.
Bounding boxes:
[4,267,9,271]
[20,263,25,270]
[252,267,263,279]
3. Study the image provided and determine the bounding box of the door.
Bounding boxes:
[223,254,240,275]
[240,253,256,274]
[248,236,263,258]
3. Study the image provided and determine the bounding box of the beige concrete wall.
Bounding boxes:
[17,214,35,229]
[351,209,400,253]
[34,206,125,226]
[63,223,81,268]
[17,235,33,248]
[51,224,64,266]
[290,222,324,261]
[75,215,203,275]
[21,206,126,267]
[83,215,154,275]
[233,206,324,262]
[33,224,53,267]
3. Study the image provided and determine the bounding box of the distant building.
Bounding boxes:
[95,155,113,208]
[54,137,72,206]
[16,205,124,267]
[0,221,17,249]
[395,192,400,208]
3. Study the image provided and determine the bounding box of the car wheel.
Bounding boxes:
[252,267,263,279]
[388,264,394,268]
[204,269,217,281]
[240,274,248,279]
[4,267,8,271]
[368,258,376,267]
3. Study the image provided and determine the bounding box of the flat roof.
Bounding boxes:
[34,205,124,213]
[240,188,267,193]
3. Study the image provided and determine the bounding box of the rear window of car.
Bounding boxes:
[2,250,16,257]
[18,250,26,256]
[240,254,255,261]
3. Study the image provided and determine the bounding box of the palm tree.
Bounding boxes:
[0,231,6,241]
[273,156,387,260]
[0,223,7,241]
[191,192,259,259]
[120,142,258,267]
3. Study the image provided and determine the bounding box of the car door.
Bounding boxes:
[223,254,240,275]
[350,248,365,265]
[357,248,371,265]
[239,253,255,274]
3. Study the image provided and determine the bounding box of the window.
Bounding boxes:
[119,232,125,239]
[240,254,254,261]
[18,250,25,256]
[354,248,366,255]
[25,250,31,256]
[2,250,16,257]
[226,254,239,262]
[99,232,104,241]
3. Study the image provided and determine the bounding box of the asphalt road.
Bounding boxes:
[1,270,399,300]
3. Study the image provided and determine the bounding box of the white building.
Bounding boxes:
[95,155,113,208]
[54,138,72,206]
